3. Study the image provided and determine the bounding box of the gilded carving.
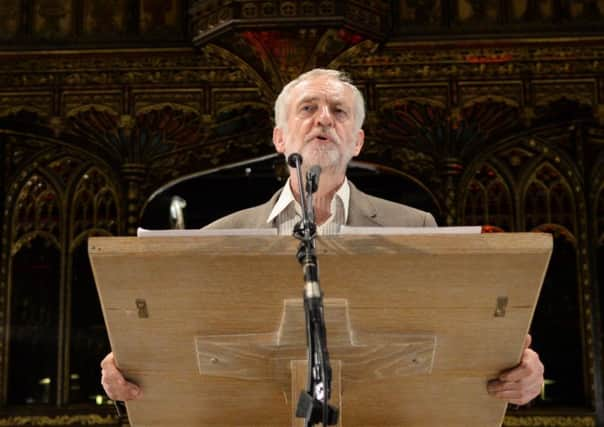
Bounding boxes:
[33,0,72,38]
[510,0,554,22]
[71,167,120,241]
[318,1,335,16]
[524,162,577,232]
[67,108,121,159]
[300,1,315,16]
[496,146,536,171]
[567,1,604,20]
[533,81,597,108]
[1,133,51,179]
[0,414,117,426]
[503,414,596,426]
[460,100,521,147]
[456,0,499,24]
[83,0,127,35]
[337,44,604,80]
[464,163,514,229]
[596,104,604,126]
[63,92,122,117]
[212,89,268,115]
[375,85,449,110]
[0,94,53,118]
[399,0,441,26]
[597,182,604,242]
[48,156,84,187]
[133,90,204,115]
[242,3,259,18]
[458,83,523,108]
[140,0,180,32]
[11,173,62,253]
[0,0,19,39]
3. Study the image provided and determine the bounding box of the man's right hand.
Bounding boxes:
[101,352,142,401]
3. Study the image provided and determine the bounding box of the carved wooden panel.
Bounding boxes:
[33,0,74,39]
[62,91,123,117]
[533,80,598,109]
[0,0,19,40]
[398,0,443,28]
[83,0,128,35]
[0,93,54,118]
[140,0,182,33]
[132,89,204,114]
[457,82,523,109]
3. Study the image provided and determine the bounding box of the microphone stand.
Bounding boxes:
[288,153,339,427]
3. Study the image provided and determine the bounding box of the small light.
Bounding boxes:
[245,167,252,175]
[95,395,104,405]
[70,373,80,380]
[541,379,556,401]
[39,378,51,385]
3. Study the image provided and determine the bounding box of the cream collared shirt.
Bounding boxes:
[266,178,350,235]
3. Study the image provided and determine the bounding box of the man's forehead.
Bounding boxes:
[291,77,352,104]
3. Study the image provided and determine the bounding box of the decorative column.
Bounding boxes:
[440,157,464,226]
[120,163,147,236]
[440,108,464,226]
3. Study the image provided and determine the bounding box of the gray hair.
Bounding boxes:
[274,68,366,131]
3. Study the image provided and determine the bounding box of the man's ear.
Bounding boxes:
[273,127,286,153]
[353,129,365,156]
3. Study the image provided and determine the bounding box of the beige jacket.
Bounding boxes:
[205,182,437,229]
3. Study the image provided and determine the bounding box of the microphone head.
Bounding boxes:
[287,153,302,168]
[308,164,321,178]
[307,165,321,193]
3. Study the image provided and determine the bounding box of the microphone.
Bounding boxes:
[287,153,302,169]
[306,165,321,195]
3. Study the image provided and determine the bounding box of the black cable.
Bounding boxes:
[305,298,313,394]
[315,326,329,427]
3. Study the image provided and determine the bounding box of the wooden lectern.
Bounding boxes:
[89,232,552,427]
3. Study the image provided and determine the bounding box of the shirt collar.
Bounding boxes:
[266,177,350,225]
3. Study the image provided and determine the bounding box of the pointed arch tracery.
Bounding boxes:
[523,161,576,233]
[596,180,604,246]
[70,167,120,242]
[462,162,514,230]
[11,172,62,254]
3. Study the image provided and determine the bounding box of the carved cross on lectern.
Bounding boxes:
[195,299,436,426]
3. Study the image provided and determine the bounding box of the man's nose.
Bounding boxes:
[316,105,334,127]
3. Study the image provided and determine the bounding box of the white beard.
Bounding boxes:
[301,141,341,172]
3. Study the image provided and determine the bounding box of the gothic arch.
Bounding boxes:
[592,152,604,245]
[528,222,589,405]
[459,161,514,230]
[460,95,520,109]
[453,128,594,406]
[1,140,122,405]
[378,97,448,112]
[520,160,577,233]
[0,105,49,119]
[67,165,121,248]
[65,104,119,118]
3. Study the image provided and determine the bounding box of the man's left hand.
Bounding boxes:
[487,334,544,405]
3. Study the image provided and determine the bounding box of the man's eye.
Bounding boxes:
[301,105,315,112]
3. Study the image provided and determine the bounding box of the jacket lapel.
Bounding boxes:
[347,182,381,226]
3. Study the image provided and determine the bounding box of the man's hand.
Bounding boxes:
[487,334,544,405]
[101,352,143,401]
